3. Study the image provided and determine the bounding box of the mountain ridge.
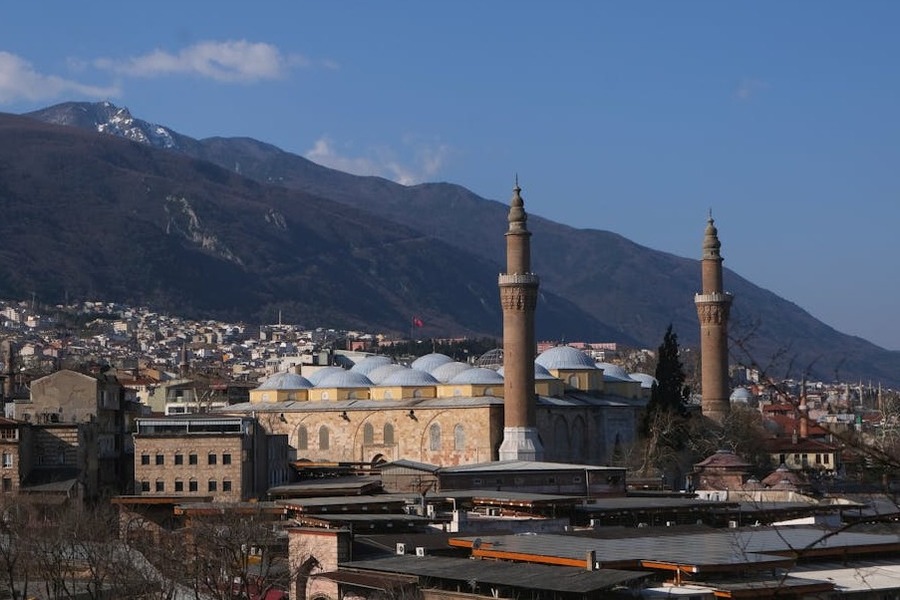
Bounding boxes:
[21,102,900,386]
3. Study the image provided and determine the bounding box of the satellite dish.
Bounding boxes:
[472,538,482,550]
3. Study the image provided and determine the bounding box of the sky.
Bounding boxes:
[1,2,899,349]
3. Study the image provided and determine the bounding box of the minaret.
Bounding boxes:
[694,215,733,424]
[498,181,543,461]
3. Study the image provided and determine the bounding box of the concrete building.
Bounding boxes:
[132,415,290,501]
[694,216,733,424]
[8,369,139,500]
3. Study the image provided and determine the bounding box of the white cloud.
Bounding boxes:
[0,52,119,104]
[734,77,769,101]
[94,40,308,83]
[305,136,450,185]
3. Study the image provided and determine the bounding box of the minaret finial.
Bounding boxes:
[508,178,527,231]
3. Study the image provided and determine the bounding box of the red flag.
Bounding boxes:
[412,316,424,328]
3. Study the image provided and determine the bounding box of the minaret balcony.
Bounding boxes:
[694,292,733,304]
[498,273,540,286]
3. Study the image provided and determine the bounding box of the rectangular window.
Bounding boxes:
[815,454,822,464]
[174,454,183,465]
[141,454,150,465]
[824,454,830,464]
[2,453,12,468]
[155,481,164,492]
[141,481,150,492]
[208,453,217,465]
[155,454,164,466]
[222,480,232,492]
[189,480,198,492]
[174,480,184,492]
[189,454,198,465]
[1,477,10,492]
[208,480,217,492]
[222,453,231,465]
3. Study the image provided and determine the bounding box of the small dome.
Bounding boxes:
[475,348,504,370]
[449,367,504,385]
[380,370,439,386]
[535,346,597,370]
[367,364,408,385]
[629,372,657,389]
[595,362,637,383]
[430,361,473,383]
[257,371,314,391]
[350,355,394,375]
[306,366,350,386]
[317,370,373,388]
[411,353,454,374]
[730,387,752,403]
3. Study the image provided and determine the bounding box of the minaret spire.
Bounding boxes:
[695,213,733,424]
[498,180,543,461]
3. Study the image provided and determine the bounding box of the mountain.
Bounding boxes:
[22,102,900,386]
[0,112,627,343]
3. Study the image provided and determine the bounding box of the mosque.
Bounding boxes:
[225,184,732,467]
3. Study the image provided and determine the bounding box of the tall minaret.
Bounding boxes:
[694,214,733,424]
[498,181,543,461]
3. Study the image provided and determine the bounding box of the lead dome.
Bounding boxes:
[256,371,313,390]
[535,346,597,370]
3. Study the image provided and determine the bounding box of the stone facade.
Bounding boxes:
[133,416,280,501]
[289,528,351,600]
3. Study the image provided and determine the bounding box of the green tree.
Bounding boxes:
[647,324,689,422]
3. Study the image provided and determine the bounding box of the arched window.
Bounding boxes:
[484,387,494,396]
[383,423,395,445]
[363,423,374,445]
[453,388,462,397]
[384,390,394,399]
[319,426,330,450]
[297,426,308,450]
[454,424,465,451]
[568,374,579,387]
[429,423,441,451]
[412,388,423,398]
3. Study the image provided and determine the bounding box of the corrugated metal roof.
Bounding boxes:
[440,460,624,474]
[452,526,900,572]
[341,555,650,593]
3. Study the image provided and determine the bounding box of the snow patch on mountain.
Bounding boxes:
[97,103,176,149]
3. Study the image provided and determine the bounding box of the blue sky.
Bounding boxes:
[2,2,899,349]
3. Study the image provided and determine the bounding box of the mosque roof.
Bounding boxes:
[306,366,347,386]
[629,372,657,389]
[595,362,637,383]
[449,367,504,385]
[367,364,408,385]
[316,370,374,388]
[349,355,394,375]
[411,353,454,374]
[256,371,314,391]
[430,361,473,383]
[535,346,597,370]
[379,369,439,386]
[496,363,558,380]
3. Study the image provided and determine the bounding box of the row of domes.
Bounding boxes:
[256,349,657,391]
